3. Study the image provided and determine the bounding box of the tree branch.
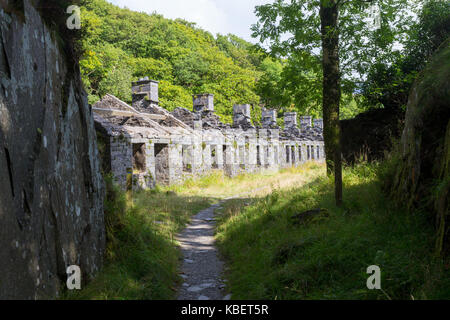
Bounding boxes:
[337,0,374,6]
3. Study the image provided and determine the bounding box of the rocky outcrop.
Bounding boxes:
[340,107,405,163]
[0,1,105,299]
[386,41,450,256]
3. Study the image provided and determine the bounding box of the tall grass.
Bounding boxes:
[168,163,326,199]
[64,175,214,300]
[216,163,450,300]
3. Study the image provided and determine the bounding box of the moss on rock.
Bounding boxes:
[386,40,450,256]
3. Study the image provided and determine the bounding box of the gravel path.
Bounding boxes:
[176,202,231,300]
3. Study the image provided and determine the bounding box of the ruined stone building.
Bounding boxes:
[93,79,325,190]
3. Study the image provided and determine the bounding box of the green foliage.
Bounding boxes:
[158,80,192,112]
[252,0,414,117]
[362,1,450,109]
[256,57,286,108]
[408,1,450,68]
[129,57,174,82]
[78,0,407,119]
[216,163,450,299]
[78,0,264,121]
[173,52,210,88]
[97,63,133,103]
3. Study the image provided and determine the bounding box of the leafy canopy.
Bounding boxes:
[78,0,266,123]
[362,0,450,109]
[251,0,414,116]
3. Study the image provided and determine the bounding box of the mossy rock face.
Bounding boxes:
[0,0,105,298]
[387,41,450,255]
[340,107,405,163]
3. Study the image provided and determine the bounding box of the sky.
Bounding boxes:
[107,0,273,43]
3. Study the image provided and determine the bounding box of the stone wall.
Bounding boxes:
[0,1,105,299]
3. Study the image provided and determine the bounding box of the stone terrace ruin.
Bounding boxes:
[93,79,325,190]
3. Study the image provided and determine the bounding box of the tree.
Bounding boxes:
[256,57,285,108]
[98,64,133,102]
[252,0,411,206]
[320,0,342,205]
[362,0,450,110]
[79,0,265,121]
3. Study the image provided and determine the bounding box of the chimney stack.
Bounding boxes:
[261,109,278,128]
[233,104,253,128]
[193,94,214,113]
[313,118,323,130]
[132,78,159,105]
[300,116,312,131]
[284,112,298,128]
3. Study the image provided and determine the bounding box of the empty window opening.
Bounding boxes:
[274,146,278,164]
[291,146,296,163]
[154,143,169,185]
[286,146,290,163]
[298,146,302,162]
[211,145,218,169]
[317,146,320,159]
[222,145,228,165]
[132,143,146,173]
[265,146,269,167]
[182,145,192,173]
[257,145,261,167]
[239,145,245,169]
[307,146,310,160]
[244,137,250,161]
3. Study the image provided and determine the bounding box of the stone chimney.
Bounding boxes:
[313,118,324,130]
[233,104,253,128]
[193,94,214,113]
[261,109,277,128]
[300,116,312,130]
[132,78,159,106]
[284,112,298,128]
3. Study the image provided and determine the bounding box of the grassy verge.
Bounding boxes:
[216,163,450,300]
[167,163,326,199]
[64,176,215,300]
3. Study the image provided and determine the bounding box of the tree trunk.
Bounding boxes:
[320,0,343,206]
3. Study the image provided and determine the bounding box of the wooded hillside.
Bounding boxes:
[79,0,265,123]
